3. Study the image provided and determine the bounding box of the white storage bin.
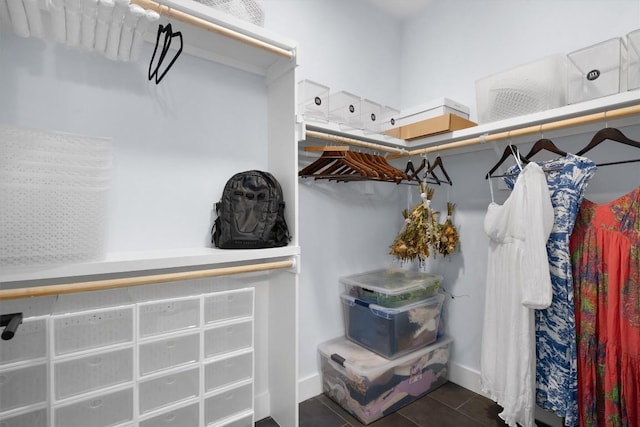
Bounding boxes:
[476,54,567,123]
[297,79,330,122]
[0,363,47,412]
[379,105,401,133]
[328,91,361,129]
[139,367,199,414]
[0,407,47,427]
[138,297,200,338]
[53,307,134,356]
[204,320,253,359]
[0,317,47,366]
[54,347,133,400]
[53,387,133,427]
[627,29,640,90]
[139,401,199,427]
[567,37,627,104]
[139,332,200,376]
[204,383,253,426]
[393,98,470,128]
[211,413,253,427]
[361,99,382,134]
[204,351,253,393]
[204,289,254,324]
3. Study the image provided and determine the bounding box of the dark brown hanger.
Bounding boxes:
[426,156,452,185]
[576,127,640,156]
[405,158,427,182]
[523,138,567,160]
[485,144,529,179]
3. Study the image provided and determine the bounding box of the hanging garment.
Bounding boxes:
[504,153,596,426]
[482,162,554,427]
[570,187,640,427]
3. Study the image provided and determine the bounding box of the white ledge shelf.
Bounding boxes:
[0,245,301,284]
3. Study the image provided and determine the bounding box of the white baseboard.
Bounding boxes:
[296,362,562,427]
[255,390,270,422]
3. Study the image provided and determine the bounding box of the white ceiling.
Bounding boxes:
[366,0,433,20]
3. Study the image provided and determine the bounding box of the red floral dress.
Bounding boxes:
[570,187,640,427]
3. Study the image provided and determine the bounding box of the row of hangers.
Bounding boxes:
[485,126,640,179]
[298,146,453,185]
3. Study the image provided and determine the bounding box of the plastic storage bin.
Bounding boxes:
[341,293,444,359]
[319,335,451,425]
[341,268,442,307]
[393,98,470,127]
[139,366,200,414]
[204,319,253,359]
[53,387,133,427]
[139,401,199,427]
[567,37,627,104]
[0,317,47,365]
[627,29,640,90]
[328,91,361,129]
[475,54,567,123]
[204,288,254,324]
[0,407,48,427]
[138,297,200,338]
[0,363,47,412]
[203,383,253,426]
[204,351,253,393]
[139,332,200,376]
[360,99,382,134]
[298,79,330,122]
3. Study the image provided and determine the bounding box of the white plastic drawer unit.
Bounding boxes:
[204,383,253,426]
[0,363,47,412]
[204,320,253,359]
[138,297,200,338]
[216,413,253,427]
[204,351,253,393]
[0,407,47,427]
[53,387,133,427]
[52,306,134,356]
[0,317,47,366]
[139,401,199,427]
[139,366,200,414]
[139,332,200,376]
[53,347,133,400]
[204,288,254,324]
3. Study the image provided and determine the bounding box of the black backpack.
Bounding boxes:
[212,170,291,249]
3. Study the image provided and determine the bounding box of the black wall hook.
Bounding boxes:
[148,23,183,84]
[1,312,23,340]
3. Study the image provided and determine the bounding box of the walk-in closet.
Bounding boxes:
[1,1,639,426]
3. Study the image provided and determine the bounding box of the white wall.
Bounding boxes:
[263,0,640,403]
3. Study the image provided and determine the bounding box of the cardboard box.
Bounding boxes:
[385,114,477,140]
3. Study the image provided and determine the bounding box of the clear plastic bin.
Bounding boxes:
[361,99,382,134]
[627,29,640,90]
[297,79,330,122]
[138,297,200,338]
[204,351,253,393]
[319,335,451,424]
[341,268,442,307]
[0,363,47,412]
[53,387,133,427]
[0,317,47,366]
[139,401,199,427]
[476,54,567,123]
[204,288,254,324]
[139,367,199,414]
[0,407,48,427]
[139,332,200,376]
[341,293,444,359]
[328,91,361,129]
[204,320,253,359]
[203,383,253,426]
[567,37,627,104]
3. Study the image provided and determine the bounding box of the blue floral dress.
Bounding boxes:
[504,153,596,426]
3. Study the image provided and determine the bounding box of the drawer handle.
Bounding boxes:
[224,392,234,400]
[165,414,176,422]
[166,340,176,348]
[89,399,103,409]
[88,356,103,366]
[165,377,176,385]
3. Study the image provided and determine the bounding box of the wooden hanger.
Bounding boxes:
[576,127,640,156]
[523,138,567,160]
[405,158,426,182]
[426,155,453,186]
[485,144,528,179]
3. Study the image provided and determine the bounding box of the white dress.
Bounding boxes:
[481,162,554,427]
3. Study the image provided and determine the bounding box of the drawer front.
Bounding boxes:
[204,289,254,324]
[0,364,47,412]
[204,383,253,426]
[139,333,199,376]
[138,298,200,338]
[0,318,47,366]
[54,387,133,427]
[139,367,199,414]
[53,307,134,356]
[204,320,252,359]
[54,347,133,400]
[204,352,253,393]
[218,414,253,427]
[0,407,47,427]
[139,401,199,427]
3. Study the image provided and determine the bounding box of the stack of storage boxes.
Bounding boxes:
[318,268,451,424]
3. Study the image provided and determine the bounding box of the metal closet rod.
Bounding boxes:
[130,0,294,59]
[0,259,294,301]
[398,103,640,158]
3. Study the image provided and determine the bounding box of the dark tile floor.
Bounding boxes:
[256,382,552,427]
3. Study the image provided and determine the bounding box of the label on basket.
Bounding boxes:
[586,69,601,81]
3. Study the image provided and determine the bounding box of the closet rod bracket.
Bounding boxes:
[1,312,23,340]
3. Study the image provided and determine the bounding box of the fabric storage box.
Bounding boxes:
[341,293,445,359]
[319,335,451,425]
[626,29,640,90]
[567,37,627,104]
[297,79,330,122]
[475,54,567,123]
[341,268,442,308]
